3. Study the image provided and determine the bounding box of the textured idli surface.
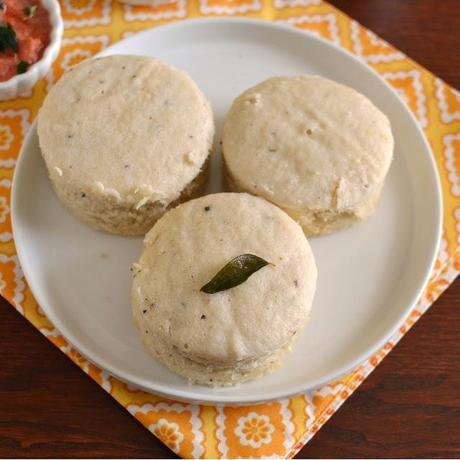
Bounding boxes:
[132,193,317,385]
[223,76,394,236]
[38,55,214,235]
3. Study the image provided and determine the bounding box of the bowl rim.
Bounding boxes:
[0,0,64,90]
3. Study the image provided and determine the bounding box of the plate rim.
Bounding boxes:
[11,17,443,404]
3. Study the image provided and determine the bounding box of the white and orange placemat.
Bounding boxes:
[0,1,459,457]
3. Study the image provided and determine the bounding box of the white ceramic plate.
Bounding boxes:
[12,18,442,404]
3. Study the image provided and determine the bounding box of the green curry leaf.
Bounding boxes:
[200,254,271,294]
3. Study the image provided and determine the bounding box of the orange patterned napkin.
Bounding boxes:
[0,1,459,458]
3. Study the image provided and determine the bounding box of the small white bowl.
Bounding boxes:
[0,0,63,100]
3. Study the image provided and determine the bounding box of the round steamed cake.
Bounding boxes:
[38,55,214,235]
[222,76,394,236]
[131,193,317,386]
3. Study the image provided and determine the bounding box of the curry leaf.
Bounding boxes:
[200,254,271,294]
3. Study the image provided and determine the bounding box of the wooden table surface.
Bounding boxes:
[1,0,459,458]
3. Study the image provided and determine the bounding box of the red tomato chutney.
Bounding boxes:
[0,0,51,82]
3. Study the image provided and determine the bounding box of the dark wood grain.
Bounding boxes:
[329,0,460,89]
[1,1,459,458]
